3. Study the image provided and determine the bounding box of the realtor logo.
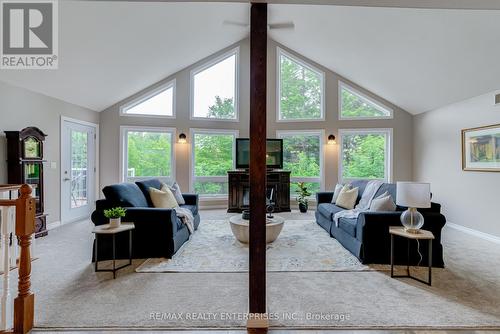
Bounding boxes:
[1,0,58,69]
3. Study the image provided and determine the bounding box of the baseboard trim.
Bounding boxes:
[447,222,500,245]
[47,221,61,231]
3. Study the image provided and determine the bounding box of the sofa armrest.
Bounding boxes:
[356,211,402,242]
[124,207,178,235]
[182,193,199,206]
[316,192,334,204]
[357,211,446,266]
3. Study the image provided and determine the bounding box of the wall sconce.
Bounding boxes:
[328,134,336,145]
[178,133,187,144]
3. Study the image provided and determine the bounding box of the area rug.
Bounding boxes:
[136,219,375,273]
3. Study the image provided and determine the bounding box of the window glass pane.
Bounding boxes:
[71,130,88,208]
[193,54,236,119]
[127,131,172,179]
[194,133,234,177]
[124,86,173,116]
[282,134,321,178]
[291,182,320,197]
[279,52,323,120]
[342,133,386,180]
[194,181,228,196]
[341,86,391,118]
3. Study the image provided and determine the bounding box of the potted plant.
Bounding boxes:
[295,182,312,213]
[104,207,127,228]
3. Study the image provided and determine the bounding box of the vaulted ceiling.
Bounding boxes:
[1,1,500,114]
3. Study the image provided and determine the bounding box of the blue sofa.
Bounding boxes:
[91,178,200,261]
[315,180,446,267]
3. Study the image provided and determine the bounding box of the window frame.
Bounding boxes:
[338,81,394,120]
[119,126,176,183]
[189,47,240,122]
[276,129,325,195]
[338,128,393,183]
[119,79,176,119]
[276,47,326,123]
[190,128,239,198]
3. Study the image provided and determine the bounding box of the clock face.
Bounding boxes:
[24,137,41,158]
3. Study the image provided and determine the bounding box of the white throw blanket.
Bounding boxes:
[175,207,195,234]
[334,180,383,227]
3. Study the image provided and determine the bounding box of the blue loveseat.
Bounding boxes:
[91,178,200,261]
[315,180,446,267]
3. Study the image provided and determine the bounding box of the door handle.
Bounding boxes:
[63,178,71,181]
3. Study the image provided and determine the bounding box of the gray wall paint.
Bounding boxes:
[0,81,99,224]
[99,38,413,203]
[413,90,500,238]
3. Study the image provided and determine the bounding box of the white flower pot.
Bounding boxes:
[109,218,121,228]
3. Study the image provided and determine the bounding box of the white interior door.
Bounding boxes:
[61,119,96,223]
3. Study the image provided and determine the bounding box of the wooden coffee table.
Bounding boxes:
[229,215,284,244]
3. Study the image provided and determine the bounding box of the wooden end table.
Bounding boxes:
[92,223,135,279]
[389,226,435,286]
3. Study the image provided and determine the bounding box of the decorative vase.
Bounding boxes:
[109,217,121,228]
[299,202,308,213]
[400,207,424,233]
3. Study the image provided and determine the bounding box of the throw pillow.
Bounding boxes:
[331,183,345,203]
[370,192,396,212]
[162,182,185,205]
[335,186,359,210]
[149,187,178,209]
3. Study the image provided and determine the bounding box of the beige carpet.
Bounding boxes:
[136,219,372,273]
[11,210,500,329]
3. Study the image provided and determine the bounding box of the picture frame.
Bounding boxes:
[462,124,500,172]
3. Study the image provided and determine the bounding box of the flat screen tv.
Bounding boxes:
[236,138,283,169]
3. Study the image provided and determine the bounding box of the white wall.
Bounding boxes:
[99,38,414,206]
[413,90,500,238]
[0,81,99,224]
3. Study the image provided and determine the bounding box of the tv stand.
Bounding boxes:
[227,170,291,213]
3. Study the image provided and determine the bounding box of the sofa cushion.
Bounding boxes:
[149,187,178,209]
[135,179,163,207]
[336,187,359,210]
[317,203,345,220]
[331,183,344,203]
[166,182,185,205]
[374,183,396,202]
[350,180,369,202]
[179,204,198,216]
[370,192,397,212]
[338,217,357,238]
[102,183,149,208]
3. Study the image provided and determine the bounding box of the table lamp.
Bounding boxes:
[396,182,431,233]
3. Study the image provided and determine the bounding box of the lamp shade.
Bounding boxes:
[396,182,431,208]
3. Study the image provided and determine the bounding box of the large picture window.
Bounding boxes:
[120,80,175,118]
[191,129,238,197]
[191,48,239,120]
[339,129,392,182]
[278,48,325,121]
[121,127,175,182]
[339,82,393,120]
[277,130,323,196]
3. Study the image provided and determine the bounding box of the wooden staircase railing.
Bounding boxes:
[0,184,35,334]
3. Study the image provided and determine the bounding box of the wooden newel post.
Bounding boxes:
[14,184,35,334]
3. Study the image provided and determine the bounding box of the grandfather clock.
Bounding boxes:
[5,127,48,237]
